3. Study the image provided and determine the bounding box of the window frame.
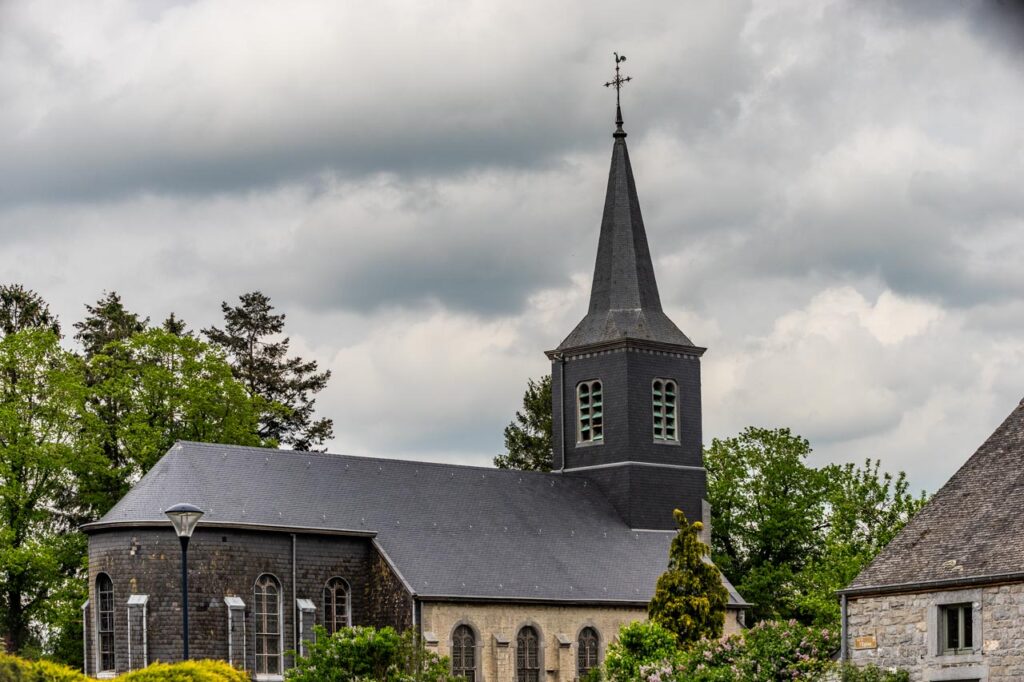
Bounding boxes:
[322,577,351,635]
[516,625,542,682]
[577,626,600,679]
[95,572,115,675]
[253,574,284,679]
[940,603,974,655]
[576,380,604,445]
[652,378,679,443]
[450,622,478,682]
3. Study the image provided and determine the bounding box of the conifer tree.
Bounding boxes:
[0,284,60,338]
[162,312,189,336]
[648,509,728,645]
[73,291,148,357]
[494,374,553,471]
[203,291,333,450]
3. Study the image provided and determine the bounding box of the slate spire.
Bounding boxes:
[556,102,694,350]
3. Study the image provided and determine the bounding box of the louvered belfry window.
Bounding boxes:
[516,626,540,682]
[653,379,678,441]
[323,577,350,634]
[254,574,282,676]
[451,625,476,682]
[96,573,115,672]
[577,380,604,444]
[577,627,599,677]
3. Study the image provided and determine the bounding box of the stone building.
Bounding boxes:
[840,399,1024,681]
[81,101,749,680]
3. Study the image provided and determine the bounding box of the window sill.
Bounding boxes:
[97,673,116,680]
[575,440,604,448]
[930,651,982,665]
[255,675,285,682]
[652,439,681,446]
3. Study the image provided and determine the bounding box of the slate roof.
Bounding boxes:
[87,441,746,607]
[556,116,695,352]
[843,399,1024,596]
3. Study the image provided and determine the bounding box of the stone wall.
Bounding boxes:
[846,583,1024,681]
[420,602,746,682]
[87,527,376,678]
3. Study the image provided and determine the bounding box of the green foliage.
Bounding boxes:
[74,291,149,358]
[119,660,250,681]
[603,621,680,682]
[0,329,100,653]
[0,284,61,338]
[837,663,911,682]
[287,625,460,682]
[204,291,332,451]
[705,427,926,627]
[494,374,552,472]
[0,652,88,681]
[81,328,264,514]
[649,511,728,644]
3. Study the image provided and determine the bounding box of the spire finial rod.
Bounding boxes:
[604,52,632,136]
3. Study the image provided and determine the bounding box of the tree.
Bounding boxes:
[203,292,333,451]
[288,626,460,682]
[494,375,552,471]
[0,284,60,338]
[73,291,148,358]
[81,329,264,513]
[0,329,100,654]
[705,427,828,622]
[161,312,189,336]
[603,621,680,682]
[649,510,729,644]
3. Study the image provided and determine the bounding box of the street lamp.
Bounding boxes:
[164,503,204,660]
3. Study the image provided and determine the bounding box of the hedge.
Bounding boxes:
[0,655,248,681]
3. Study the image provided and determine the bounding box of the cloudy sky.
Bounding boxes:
[3,0,1024,492]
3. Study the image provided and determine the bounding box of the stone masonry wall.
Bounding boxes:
[87,527,375,678]
[846,583,1024,681]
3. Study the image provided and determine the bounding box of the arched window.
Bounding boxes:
[451,624,476,681]
[577,380,604,444]
[96,573,115,673]
[254,574,283,676]
[577,627,599,678]
[516,626,540,682]
[323,577,351,634]
[652,379,678,442]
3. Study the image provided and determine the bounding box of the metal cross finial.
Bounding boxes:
[604,52,631,132]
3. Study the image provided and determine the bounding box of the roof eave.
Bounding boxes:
[80,519,379,539]
[546,338,706,361]
[839,570,1024,598]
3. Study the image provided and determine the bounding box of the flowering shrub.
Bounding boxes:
[603,621,681,682]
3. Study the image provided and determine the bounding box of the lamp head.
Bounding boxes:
[164,503,204,538]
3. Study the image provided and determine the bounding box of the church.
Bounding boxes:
[81,90,749,681]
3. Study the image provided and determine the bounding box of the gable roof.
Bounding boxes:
[556,116,695,352]
[843,399,1024,596]
[86,441,746,607]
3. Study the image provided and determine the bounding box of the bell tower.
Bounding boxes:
[548,59,707,530]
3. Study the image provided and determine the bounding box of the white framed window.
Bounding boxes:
[941,603,973,655]
[652,379,678,442]
[323,577,351,635]
[95,573,115,674]
[576,380,604,444]
[254,574,283,678]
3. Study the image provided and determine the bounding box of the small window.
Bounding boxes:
[323,577,350,635]
[517,626,540,682]
[577,627,599,678]
[941,603,974,654]
[451,624,476,682]
[652,379,678,442]
[577,380,604,444]
[96,573,115,673]
[254,574,283,676]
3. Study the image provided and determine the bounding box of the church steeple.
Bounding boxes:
[547,59,707,531]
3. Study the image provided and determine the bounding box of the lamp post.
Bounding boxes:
[164,503,204,661]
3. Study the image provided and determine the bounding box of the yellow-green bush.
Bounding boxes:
[0,653,87,681]
[119,660,249,682]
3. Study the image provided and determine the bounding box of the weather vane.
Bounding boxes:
[604,52,631,111]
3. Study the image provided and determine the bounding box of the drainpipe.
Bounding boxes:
[81,601,89,676]
[291,534,298,666]
[840,593,848,662]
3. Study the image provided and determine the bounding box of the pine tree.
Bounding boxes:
[0,284,60,338]
[494,375,552,472]
[649,509,729,645]
[203,291,333,450]
[73,291,148,357]
[162,312,189,336]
